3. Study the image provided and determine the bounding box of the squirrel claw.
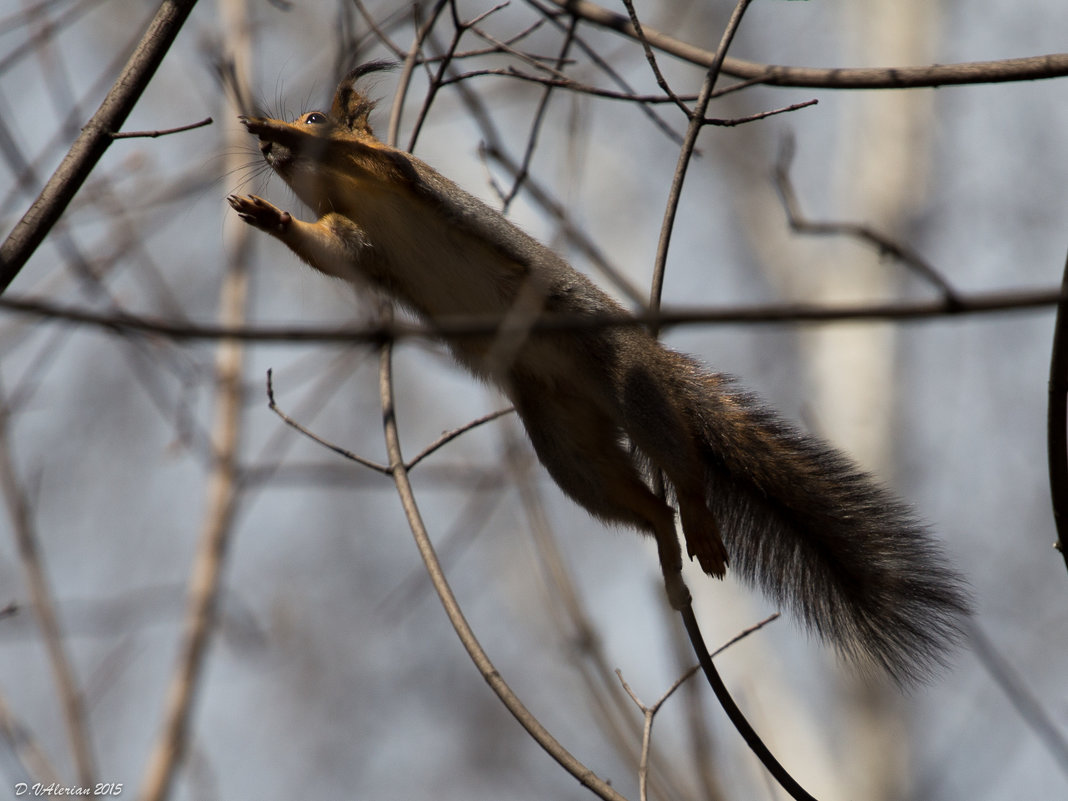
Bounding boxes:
[227,194,291,232]
[687,535,729,579]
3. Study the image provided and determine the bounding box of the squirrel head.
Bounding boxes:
[239,60,402,215]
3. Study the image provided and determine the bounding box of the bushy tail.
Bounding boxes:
[681,367,970,685]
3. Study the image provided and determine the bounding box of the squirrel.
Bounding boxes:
[228,61,969,685]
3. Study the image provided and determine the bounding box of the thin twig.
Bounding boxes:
[549,0,1068,89]
[774,136,963,305]
[613,670,657,801]
[265,371,510,475]
[405,407,514,469]
[467,109,648,303]
[350,0,407,58]
[466,22,573,80]
[616,613,780,801]
[387,0,448,148]
[706,97,817,126]
[109,116,213,139]
[376,340,631,801]
[438,65,756,106]
[266,368,390,474]
[525,0,687,144]
[499,15,578,211]
[405,0,488,153]
[618,0,688,115]
[0,688,62,786]
[0,0,201,293]
[0,390,96,786]
[269,369,514,476]
[647,0,751,315]
[241,350,370,496]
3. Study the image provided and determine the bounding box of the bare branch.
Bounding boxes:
[266,368,391,475]
[618,0,688,115]
[109,116,213,139]
[498,15,578,211]
[0,0,201,293]
[377,340,631,801]
[137,241,248,801]
[387,0,448,148]
[647,0,752,314]
[680,606,817,801]
[505,440,692,801]
[705,97,817,126]
[139,6,249,794]
[0,392,96,785]
[616,612,782,801]
[405,407,514,469]
[1047,246,1068,572]
[774,136,963,304]
[0,689,62,786]
[3,285,1066,345]
[548,0,1068,89]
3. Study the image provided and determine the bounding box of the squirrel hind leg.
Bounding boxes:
[511,383,692,608]
[614,356,729,579]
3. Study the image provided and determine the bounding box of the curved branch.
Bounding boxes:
[1047,246,1068,573]
[376,340,630,801]
[680,607,818,801]
[550,0,1068,89]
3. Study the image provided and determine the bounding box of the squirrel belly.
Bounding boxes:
[229,62,970,685]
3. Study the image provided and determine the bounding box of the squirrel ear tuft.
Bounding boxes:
[331,59,396,135]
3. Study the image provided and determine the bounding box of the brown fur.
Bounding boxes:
[228,64,970,684]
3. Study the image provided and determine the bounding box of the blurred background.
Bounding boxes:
[1,0,1066,799]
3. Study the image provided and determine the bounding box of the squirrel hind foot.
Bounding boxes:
[679,498,729,578]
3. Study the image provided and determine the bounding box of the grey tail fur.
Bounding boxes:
[678,363,970,685]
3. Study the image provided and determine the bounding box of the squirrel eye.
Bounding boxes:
[304,112,328,125]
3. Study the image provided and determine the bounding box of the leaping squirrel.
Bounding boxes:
[228,61,969,685]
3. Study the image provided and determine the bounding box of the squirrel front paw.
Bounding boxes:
[227,194,291,233]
